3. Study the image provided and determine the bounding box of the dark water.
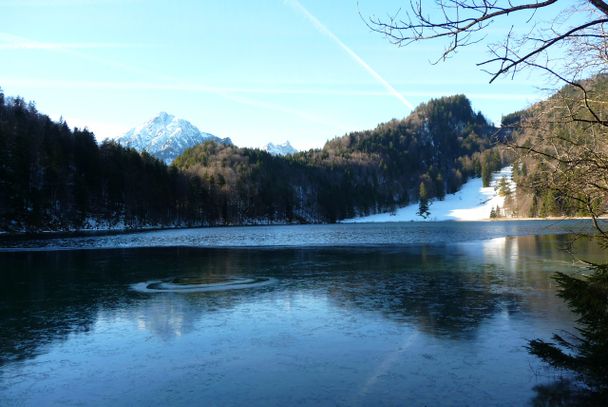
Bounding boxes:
[0,222,605,406]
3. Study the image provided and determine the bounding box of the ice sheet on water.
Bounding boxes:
[131,276,276,293]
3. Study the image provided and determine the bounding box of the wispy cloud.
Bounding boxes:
[0,78,342,127]
[2,78,539,102]
[0,32,343,128]
[0,0,139,6]
[285,0,414,110]
[0,42,138,50]
[0,32,157,80]
[0,33,146,50]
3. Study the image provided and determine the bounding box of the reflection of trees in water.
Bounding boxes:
[323,236,586,339]
[324,248,517,339]
[531,378,606,407]
[0,237,593,364]
[0,248,267,365]
[1,251,102,365]
[123,246,523,341]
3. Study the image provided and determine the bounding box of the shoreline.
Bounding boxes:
[340,216,603,224]
[0,220,310,240]
[441,216,600,222]
[0,216,603,240]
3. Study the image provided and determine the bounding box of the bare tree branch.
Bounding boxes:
[368,1,608,84]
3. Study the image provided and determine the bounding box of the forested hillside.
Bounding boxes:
[0,89,505,232]
[504,75,608,218]
[0,93,210,231]
[175,95,505,222]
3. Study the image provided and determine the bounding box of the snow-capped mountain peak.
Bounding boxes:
[265,140,297,156]
[116,112,231,164]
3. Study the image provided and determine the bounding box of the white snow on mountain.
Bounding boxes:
[116,112,231,164]
[264,141,297,156]
[342,166,517,222]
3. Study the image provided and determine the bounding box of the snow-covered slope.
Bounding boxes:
[264,141,297,156]
[342,166,516,222]
[116,112,231,164]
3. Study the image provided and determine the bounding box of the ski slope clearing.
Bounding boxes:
[342,166,515,222]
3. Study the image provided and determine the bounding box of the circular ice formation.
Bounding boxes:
[131,276,275,293]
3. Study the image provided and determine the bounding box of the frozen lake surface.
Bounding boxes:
[0,221,604,406]
[0,219,595,251]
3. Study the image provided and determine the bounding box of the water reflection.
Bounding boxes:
[324,246,515,339]
[0,235,588,362]
[0,233,601,405]
[132,295,197,340]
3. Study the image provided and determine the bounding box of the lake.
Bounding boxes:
[0,221,604,406]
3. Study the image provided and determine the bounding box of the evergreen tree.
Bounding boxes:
[497,176,511,197]
[539,189,558,217]
[417,182,430,219]
[435,173,445,200]
[481,161,492,187]
[528,265,608,402]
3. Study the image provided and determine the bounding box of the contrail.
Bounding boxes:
[286,0,414,110]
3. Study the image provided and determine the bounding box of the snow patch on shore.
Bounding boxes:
[342,166,516,223]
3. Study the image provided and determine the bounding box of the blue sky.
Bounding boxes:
[1,0,557,149]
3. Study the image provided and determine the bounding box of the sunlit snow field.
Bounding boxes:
[343,166,516,222]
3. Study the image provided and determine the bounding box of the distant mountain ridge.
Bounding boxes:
[174,94,505,223]
[0,89,509,232]
[116,112,231,164]
[264,141,297,156]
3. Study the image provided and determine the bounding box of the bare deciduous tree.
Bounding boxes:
[369,0,608,219]
[369,1,608,82]
[369,2,608,400]
[514,79,608,223]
